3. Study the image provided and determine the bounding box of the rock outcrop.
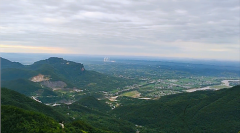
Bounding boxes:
[31,74,49,82]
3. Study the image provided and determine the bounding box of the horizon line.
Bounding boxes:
[0,52,240,62]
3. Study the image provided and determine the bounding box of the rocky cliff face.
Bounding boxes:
[31,74,49,82]
[31,74,67,90]
[41,81,67,89]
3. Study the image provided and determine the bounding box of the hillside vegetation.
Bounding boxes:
[1,57,133,92]
[1,105,112,133]
[1,88,136,133]
[111,85,240,132]
[2,85,240,132]
[1,79,57,96]
[1,57,135,104]
[1,88,68,122]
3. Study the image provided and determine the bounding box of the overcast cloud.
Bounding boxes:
[0,0,239,61]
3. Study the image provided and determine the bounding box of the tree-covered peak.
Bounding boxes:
[31,57,84,70]
[34,57,72,64]
[47,57,65,62]
[0,57,24,69]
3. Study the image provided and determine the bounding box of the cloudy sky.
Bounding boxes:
[0,0,239,61]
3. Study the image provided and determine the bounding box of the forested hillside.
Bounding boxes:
[1,105,113,133]
[1,57,135,104]
[111,85,240,132]
[1,88,68,122]
[1,88,136,133]
[1,57,133,92]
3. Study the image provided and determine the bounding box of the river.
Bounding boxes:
[185,80,240,92]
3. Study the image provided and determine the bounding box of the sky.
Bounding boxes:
[0,0,239,61]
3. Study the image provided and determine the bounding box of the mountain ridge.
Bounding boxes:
[1,57,134,103]
[0,57,24,68]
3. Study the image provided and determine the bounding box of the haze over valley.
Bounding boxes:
[1,55,240,132]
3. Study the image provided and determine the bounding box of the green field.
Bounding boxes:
[210,85,230,89]
[120,91,141,98]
